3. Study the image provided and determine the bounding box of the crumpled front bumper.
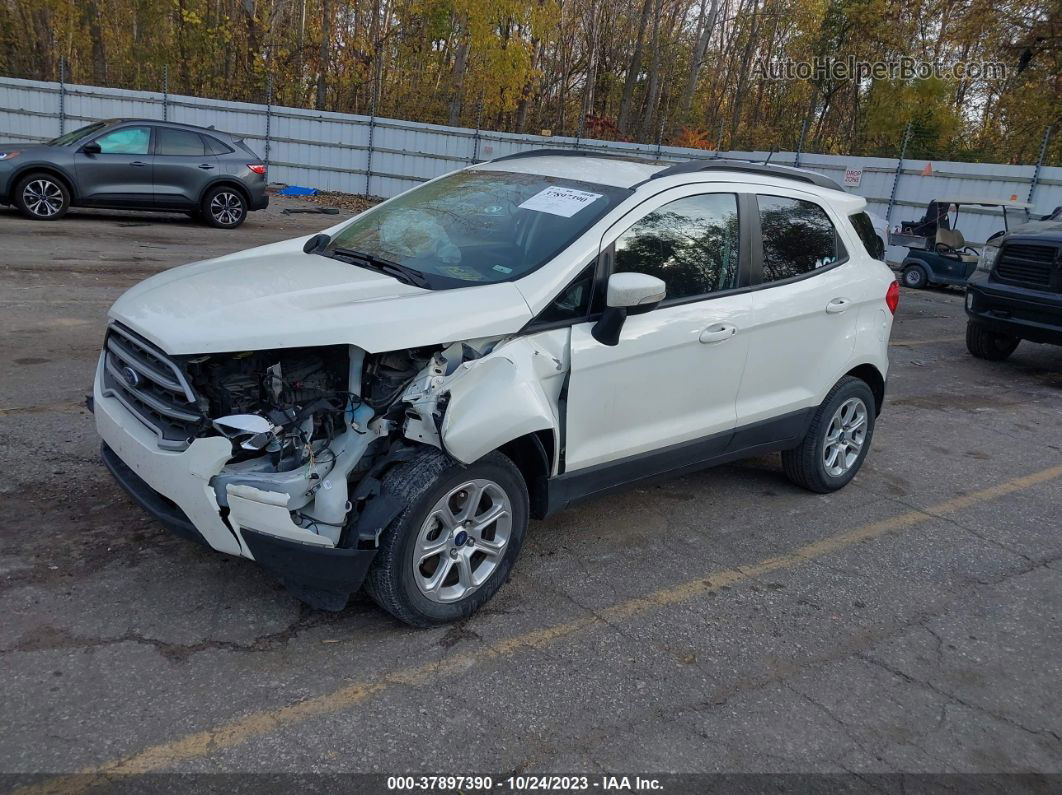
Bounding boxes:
[93,356,378,609]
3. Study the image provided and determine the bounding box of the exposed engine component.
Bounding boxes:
[184,346,352,469]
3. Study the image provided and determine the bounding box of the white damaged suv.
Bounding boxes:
[92,152,898,626]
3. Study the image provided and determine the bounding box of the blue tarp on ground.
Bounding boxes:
[276,186,318,196]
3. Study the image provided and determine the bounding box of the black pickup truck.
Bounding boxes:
[965,223,1062,360]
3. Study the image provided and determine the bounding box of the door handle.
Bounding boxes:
[826,298,852,314]
[198,163,215,170]
[130,161,148,167]
[699,324,737,344]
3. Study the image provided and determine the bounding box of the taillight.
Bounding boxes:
[886,281,900,314]
[248,164,266,175]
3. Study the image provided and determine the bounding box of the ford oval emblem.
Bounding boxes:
[121,366,141,388]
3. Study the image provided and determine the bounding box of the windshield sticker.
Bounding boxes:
[492,264,513,274]
[519,186,604,218]
[440,265,485,281]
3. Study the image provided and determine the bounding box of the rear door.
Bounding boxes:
[152,127,217,208]
[73,125,153,206]
[735,191,860,426]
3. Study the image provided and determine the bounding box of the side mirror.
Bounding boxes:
[303,233,330,254]
[591,272,666,346]
[80,141,101,155]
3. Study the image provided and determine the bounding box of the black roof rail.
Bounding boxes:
[489,148,659,165]
[648,158,843,191]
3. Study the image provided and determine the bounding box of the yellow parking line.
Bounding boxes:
[24,463,1062,793]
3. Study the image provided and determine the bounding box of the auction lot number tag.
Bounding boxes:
[519,186,603,217]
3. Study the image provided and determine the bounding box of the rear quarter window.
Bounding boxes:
[850,212,885,260]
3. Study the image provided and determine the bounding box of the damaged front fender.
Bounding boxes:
[437,334,568,467]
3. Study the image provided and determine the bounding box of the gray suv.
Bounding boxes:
[0,119,268,228]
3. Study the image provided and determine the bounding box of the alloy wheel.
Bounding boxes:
[23,179,64,217]
[823,397,868,477]
[209,191,244,225]
[412,478,513,604]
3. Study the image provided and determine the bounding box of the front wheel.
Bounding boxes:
[966,321,1019,361]
[365,449,529,627]
[202,186,247,228]
[15,173,70,220]
[782,377,876,493]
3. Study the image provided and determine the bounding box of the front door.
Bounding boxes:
[74,125,153,206]
[152,126,218,208]
[565,189,753,472]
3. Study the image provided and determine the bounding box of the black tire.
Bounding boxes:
[901,263,928,288]
[201,185,247,228]
[14,172,71,220]
[966,321,1019,361]
[364,449,529,627]
[782,376,877,494]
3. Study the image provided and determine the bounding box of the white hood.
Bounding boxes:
[109,236,534,355]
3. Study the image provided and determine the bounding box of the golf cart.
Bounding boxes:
[890,198,1031,288]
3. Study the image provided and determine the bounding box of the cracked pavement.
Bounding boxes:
[1,203,1061,777]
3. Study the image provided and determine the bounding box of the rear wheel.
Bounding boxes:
[966,321,1019,361]
[782,377,876,493]
[202,185,246,228]
[901,263,928,288]
[15,173,70,220]
[365,449,528,627]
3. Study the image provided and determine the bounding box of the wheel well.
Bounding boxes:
[12,166,75,201]
[200,179,250,208]
[498,430,554,520]
[846,364,885,415]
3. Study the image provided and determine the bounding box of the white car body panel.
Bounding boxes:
[565,292,753,470]
[93,355,242,555]
[440,331,569,467]
[109,238,534,354]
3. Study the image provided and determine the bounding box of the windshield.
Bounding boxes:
[47,121,108,147]
[325,169,630,289]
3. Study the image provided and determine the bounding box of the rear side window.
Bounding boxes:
[203,135,233,155]
[613,193,740,301]
[758,195,846,282]
[850,212,884,259]
[156,128,206,156]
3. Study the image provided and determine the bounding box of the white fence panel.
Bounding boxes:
[2,75,1059,249]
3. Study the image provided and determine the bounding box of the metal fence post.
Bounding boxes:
[162,65,169,121]
[470,98,483,164]
[1026,126,1052,213]
[794,118,809,169]
[265,72,273,171]
[58,57,66,135]
[364,54,384,196]
[886,122,913,225]
[365,112,376,197]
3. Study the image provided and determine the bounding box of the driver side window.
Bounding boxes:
[94,126,151,155]
[613,193,740,302]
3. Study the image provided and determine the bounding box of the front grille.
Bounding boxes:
[993,243,1059,290]
[101,325,204,450]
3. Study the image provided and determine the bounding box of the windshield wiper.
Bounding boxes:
[327,247,429,288]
